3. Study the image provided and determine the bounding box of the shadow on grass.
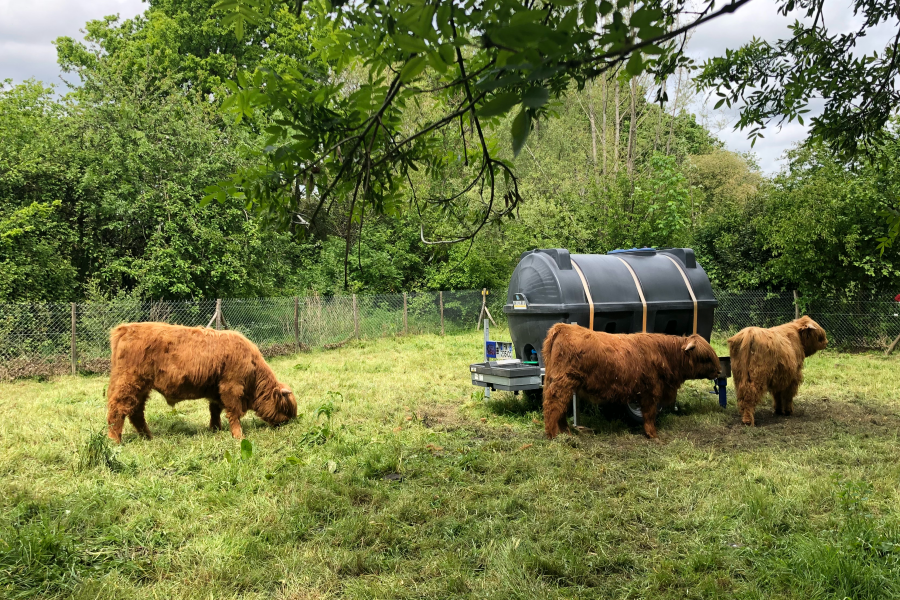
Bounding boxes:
[484,391,542,417]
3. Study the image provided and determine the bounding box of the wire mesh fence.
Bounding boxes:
[713,290,900,350]
[1,289,898,379]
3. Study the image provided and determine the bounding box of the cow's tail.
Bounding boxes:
[109,325,128,372]
[541,323,564,369]
[727,328,758,384]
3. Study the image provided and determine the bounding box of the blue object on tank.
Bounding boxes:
[607,247,657,254]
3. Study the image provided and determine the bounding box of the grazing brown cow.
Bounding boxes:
[728,315,827,426]
[106,322,297,442]
[541,324,721,439]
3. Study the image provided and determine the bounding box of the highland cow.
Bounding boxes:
[541,324,721,439]
[106,322,297,442]
[728,315,827,426]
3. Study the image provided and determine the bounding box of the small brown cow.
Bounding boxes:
[728,315,827,426]
[106,322,297,442]
[541,324,721,439]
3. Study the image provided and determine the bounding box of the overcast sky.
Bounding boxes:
[0,0,896,174]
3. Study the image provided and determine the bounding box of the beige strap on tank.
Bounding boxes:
[613,257,647,332]
[661,255,698,334]
[570,259,594,331]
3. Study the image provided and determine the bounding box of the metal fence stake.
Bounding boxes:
[439,291,444,336]
[793,290,800,319]
[293,296,300,351]
[70,303,77,376]
[403,292,408,335]
[353,294,359,339]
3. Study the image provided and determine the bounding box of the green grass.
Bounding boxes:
[2,330,900,599]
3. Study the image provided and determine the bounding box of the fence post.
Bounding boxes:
[215,298,222,330]
[793,290,800,320]
[70,303,77,376]
[439,291,444,336]
[403,292,408,335]
[353,294,359,339]
[293,296,300,351]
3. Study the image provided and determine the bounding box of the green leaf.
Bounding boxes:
[489,24,550,50]
[240,438,253,460]
[558,9,578,32]
[400,56,427,82]
[477,92,520,118]
[509,9,550,25]
[583,1,597,29]
[625,52,643,77]
[427,51,448,74]
[522,87,549,108]
[393,34,429,54]
[438,43,455,65]
[511,108,532,157]
[224,450,233,463]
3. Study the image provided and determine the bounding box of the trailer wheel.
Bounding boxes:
[624,401,646,423]
[625,402,676,423]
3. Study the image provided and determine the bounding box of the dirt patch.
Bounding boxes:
[662,396,900,451]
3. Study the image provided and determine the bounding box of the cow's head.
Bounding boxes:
[682,335,721,380]
[794,316,828,357]
[259,384,298,426]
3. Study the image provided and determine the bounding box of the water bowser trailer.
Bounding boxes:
[470,248,732,423]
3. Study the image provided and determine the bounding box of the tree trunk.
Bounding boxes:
[626,76,637,178]
[587,81,599,185]
[601,74,608,177]
[666,68,683,156]
[614,79,621,175]
[654,78,666,154]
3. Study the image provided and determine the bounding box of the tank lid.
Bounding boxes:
[530,248,572,270]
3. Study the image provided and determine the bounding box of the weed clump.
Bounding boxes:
[77,431,128,472]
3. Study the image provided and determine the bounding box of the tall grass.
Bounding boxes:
[1,331,899,598]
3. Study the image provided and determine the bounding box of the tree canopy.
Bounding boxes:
[211,0,900,251]
[2,0,899,302]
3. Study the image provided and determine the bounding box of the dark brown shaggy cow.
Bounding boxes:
[541,324,721,439]
[106,322,297,442]
[728,315,827,426]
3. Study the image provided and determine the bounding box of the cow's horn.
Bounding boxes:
[280,387,291,395]
[683,339,696,351]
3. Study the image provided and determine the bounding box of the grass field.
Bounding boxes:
[2,331,900,599]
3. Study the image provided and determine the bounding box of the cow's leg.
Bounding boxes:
[659,386,678,408]
[224,409,244,439]
[735,381,762,426]
[127,394,152,439]
[772,393,783,415]
[779,381,799,416]
[209,400,224,431]
[543,377,575,439]
[640,397,660,439]
[219,382,246,439]
[107,376,150,443]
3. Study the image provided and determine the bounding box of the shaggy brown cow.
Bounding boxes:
[728,315,827,426]
[106,322,297,442]
[541,324,721,439]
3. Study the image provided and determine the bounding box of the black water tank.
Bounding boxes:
[503,248,717,366]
